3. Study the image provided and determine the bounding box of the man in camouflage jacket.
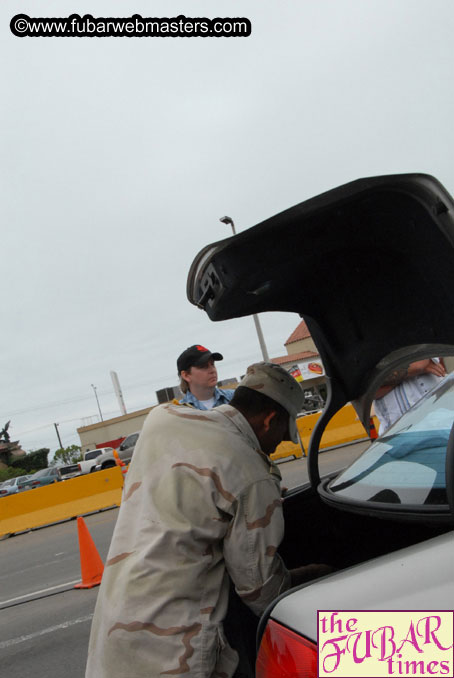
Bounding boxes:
[86,362,317,677]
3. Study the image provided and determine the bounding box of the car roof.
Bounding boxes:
[187,173,454,407]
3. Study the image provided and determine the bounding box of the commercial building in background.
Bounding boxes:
[271,319,327,411]
[77,407,154,452]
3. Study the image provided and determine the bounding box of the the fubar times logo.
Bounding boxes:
[318,611,453,677]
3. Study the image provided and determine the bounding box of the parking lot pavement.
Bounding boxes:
[0,510,117,678]
[0,588,98,678]
[0,440,369,678]
[279,439,370,489]
[0,509,117,608]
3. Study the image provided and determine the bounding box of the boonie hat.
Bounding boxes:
[177,345,223,374]
[239,362,304,443]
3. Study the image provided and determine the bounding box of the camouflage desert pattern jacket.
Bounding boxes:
[85,403,291,678]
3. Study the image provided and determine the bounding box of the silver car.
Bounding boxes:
[0,475,31,496]
[187,173,454,677]
[94,431,141,470]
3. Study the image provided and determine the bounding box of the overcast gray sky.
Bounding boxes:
[1,0,454,455]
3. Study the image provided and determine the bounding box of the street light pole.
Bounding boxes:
[91,384,104,422]
[219,216,270,362]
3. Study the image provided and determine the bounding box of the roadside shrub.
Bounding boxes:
[0,467,28,482]
[11,448,49,472]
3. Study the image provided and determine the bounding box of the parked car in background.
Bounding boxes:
[77,447,113,474]
[0,475,30,496]
[58,463,82,480]
[94,432,140,470]
[20,467,62,489]
[187,173,454,676]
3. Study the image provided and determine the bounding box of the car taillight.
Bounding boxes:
[256,619,317,678]
[0,489,7,495]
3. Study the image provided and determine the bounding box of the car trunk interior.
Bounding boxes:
[279,485,451,570]
[225,484,452,677]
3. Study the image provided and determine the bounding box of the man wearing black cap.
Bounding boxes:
[177,344,234,410]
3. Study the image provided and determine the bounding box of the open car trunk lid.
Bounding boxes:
[187,173,454,412]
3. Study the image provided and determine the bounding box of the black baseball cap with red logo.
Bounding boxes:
[177,345,223,374]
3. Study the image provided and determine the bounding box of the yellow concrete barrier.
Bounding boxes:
[271,439,305,462]
[2,408,378,534]
[0,467,124,538]
[298,404,376,450]
[271,404,379,462]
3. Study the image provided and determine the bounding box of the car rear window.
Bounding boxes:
[329,374,454,507]
[85,450,101,460]
[32,468,50,478]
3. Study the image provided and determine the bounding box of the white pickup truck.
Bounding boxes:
[77,447,113,474]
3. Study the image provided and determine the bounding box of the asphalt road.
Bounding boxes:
[0,440,369,678]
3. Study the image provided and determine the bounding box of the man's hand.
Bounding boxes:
[375,358,446,399]
[407,358,446,378]
[290,563,334,587]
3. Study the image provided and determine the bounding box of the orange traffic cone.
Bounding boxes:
[369,417,378,440]
[74,516,104,589]
[113,448,128,476]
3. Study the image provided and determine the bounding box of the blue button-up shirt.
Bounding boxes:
[179,387,234,410]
